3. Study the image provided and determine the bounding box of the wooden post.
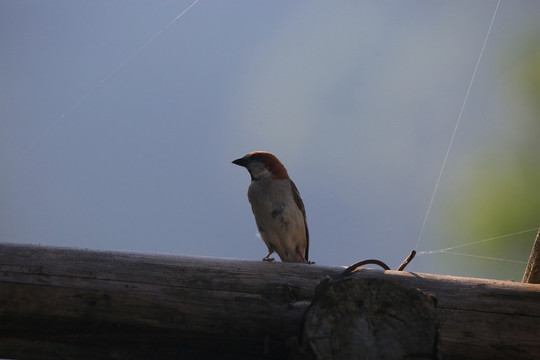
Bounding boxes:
[0,243,539,359]
[522,227,540,284]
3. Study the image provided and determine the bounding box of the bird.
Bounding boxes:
[232,151,312,263]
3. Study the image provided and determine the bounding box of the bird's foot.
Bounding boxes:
[262,257,275,262]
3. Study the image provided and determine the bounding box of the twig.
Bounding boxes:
[398,250,416,271]
[339,259,391,278]
[338,250,417,279]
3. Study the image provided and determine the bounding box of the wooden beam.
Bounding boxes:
[523,227,540,284]
[0,243,539,359]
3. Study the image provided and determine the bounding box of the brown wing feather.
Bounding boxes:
[290,180,309,261]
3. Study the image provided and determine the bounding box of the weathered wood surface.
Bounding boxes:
[523,228,540,284]
[301,278,440,359]
[0,243,539,359]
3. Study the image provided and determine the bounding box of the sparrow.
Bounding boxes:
[232,151,312,263]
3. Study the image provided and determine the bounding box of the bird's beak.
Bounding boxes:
[232,157,248,167]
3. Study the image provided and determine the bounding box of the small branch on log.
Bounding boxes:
[339,259,391,278]
[338,250,417,279]
[397,250,416,271]
[522,227,540,284]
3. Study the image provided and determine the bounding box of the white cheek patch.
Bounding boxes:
[249,164,272,179]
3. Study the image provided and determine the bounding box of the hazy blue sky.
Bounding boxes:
[2,1,539,280]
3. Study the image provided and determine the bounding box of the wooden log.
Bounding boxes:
[0,243,539,359]
[301,277,440,359]
[522,227,540,284]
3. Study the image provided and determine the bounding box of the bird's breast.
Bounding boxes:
[248,178,304,233]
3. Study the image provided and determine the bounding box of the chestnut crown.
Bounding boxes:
[232,151,289,180]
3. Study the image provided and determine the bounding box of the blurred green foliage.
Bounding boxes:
[441,33,540,280]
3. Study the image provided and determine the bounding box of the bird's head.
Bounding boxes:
[232,151,289,181]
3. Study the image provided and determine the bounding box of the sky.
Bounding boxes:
[2,0,539,280]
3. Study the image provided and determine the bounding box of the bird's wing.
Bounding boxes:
[290,180,309,261]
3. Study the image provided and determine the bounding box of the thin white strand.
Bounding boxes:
[417,226,538,255]
[64,0,201,118]
[435,250,527,265]
[15,0,201,159]
[415,0,501,250]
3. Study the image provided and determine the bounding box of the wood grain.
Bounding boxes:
[0,243,539,359]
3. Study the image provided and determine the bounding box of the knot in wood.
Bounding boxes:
[301,278,440,360]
